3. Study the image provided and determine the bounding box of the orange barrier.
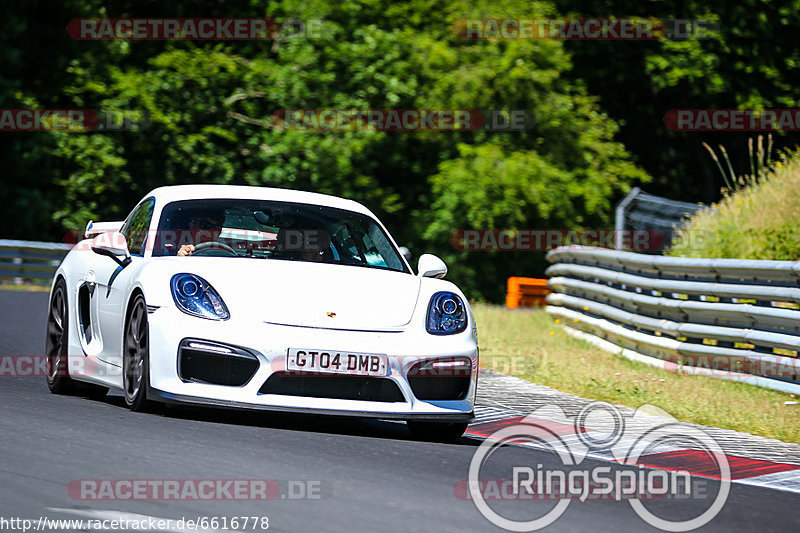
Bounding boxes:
[506,277,550,308]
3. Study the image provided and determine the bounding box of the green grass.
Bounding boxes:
[0,283,50,292]
[474,304,800,443]
[667,147,800,259]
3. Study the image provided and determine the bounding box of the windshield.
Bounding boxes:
[152,198,409,273]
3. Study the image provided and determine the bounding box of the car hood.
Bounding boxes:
[155,257,421,330]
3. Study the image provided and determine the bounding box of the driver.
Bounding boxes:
[177,210,226,256]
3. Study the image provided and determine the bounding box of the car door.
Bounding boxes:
[92,197,155,367]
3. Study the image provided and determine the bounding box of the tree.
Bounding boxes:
[1,0,650,301]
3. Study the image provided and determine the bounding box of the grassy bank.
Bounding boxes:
[474,303,800,443]
[668,147,800,259]
[0,284,49,292]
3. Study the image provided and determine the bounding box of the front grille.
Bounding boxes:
[178,340,259,386]
[258,372,405,402]
[407,359,471,401]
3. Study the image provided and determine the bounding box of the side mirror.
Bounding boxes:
[91,231,132,267]
[417,254,447,279]
[85,220,124,239]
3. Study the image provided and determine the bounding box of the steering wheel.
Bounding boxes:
[192,241,238,257]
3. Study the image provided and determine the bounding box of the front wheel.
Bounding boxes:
[123,294,152,411]
[407,421,468,443]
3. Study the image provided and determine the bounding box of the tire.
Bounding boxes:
[407,421,468,443]
[123,293,151,411]
[45,278,76,394]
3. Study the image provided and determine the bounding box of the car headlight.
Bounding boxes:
[170,274,230,320]
[426,291,467,335]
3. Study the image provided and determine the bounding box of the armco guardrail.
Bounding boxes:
[0,240,72,285]
[615,187,709,253]
[545,246,800,395]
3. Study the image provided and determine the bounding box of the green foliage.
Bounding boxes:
[552,0,800,201]
[2,0,655,300]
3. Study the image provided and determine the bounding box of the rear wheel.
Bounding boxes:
[45,278,75,394]
[123,294,151,411]
[407,421,468,443]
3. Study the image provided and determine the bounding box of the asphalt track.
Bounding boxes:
[0,290,797,532]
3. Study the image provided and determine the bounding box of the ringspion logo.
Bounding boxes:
[467,402,730,531]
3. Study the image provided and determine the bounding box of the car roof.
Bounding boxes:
[144,185,373,217]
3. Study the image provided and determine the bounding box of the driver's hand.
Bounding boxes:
[177,244,195,256]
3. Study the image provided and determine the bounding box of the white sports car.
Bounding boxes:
[45,185,478,441]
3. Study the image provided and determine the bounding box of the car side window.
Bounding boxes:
[121,198,155,256]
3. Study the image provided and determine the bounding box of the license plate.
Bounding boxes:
[286,349,388,377]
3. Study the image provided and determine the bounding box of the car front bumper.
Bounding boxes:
[146,307,478,422]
